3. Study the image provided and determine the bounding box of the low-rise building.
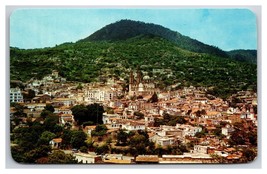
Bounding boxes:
[102,154,133,164]
[159,154,213,163]
[221,124,235,136]
[52,98,76,107]
[74,153,102,164]
[135,155,159,164]
[58,113,74,125]
[176,124,202,137]
[110,119,146,131]
[10,87,24,103]
[49,138,62,149]
[25,103,46,111]
[84,87,115,103]
[54,107,72,115]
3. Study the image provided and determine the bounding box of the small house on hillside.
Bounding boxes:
[49,138,62,149]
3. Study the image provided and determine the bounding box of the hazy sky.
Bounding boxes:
[10,8,257,51]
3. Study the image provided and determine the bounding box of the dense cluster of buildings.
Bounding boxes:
[10,69,257,163]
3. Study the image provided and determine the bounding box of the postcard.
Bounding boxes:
[9,8,257,164]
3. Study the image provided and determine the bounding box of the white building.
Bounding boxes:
[10,87,24,103]
[52,98,76,107]
[221,125,235,136]
[54,107,72,115]
[176,124,202,137]
[102,113,124,124]
[192,145,208,154]
[151,136,175,147]
[122,121,146,131]
[149,125,183,146]
[30,80,43,88]
[25,103,46,111]
[59,114,74,125]
[73,153,102,164]
[110,120,146,131]
[84,88,114,102]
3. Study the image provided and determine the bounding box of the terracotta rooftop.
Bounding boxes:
[103,158,132,164]
[224,148,236,152]
[59,114,73,117]
[136,155,159,162]
[58,106,71,109]
[148,132,155,138]
[226,154,241,160]
[84,125,97,130]
[52,138,62,143]
[206,111,220,116]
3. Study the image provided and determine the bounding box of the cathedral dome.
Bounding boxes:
[138,83,144,91]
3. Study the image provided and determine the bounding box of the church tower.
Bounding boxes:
[136,69,142,84]
[129,70,134,96]
[129,70,134,84]
[129,68,155,96]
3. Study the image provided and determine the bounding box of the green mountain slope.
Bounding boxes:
[228,49,257,64]
[80,19,228,58]
[10,35,257,99]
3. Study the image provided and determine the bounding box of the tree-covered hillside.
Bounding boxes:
[228,49,257,64]
[10,35,257,99]
[80,19,228,58]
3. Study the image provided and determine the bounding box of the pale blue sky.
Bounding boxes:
[10,8,257,51]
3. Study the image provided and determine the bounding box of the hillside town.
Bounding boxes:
[10,70,257,164]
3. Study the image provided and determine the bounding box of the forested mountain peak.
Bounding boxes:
[10,20,257,98]
[79,19,228,57]
[81,19,176,42]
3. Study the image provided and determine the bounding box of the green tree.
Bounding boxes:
[24,145,51,163]
[40,110,53,119]
[95,143,109,155]
[85,137,95,149]
[76,83,83,90]
[71,103,104,125]
[11,145,26,163]
[23,89,35,101]
[248,131,257,146]
[148,92,158,103]
[10,102,25,117]
[92,124,107,136]
[229,131,246,146]
[129,134,147,155]
[82,121,94,128]
[95,124,107,132]
[155,146,165,157]
[44,115,59,133]
[61,129,73,149]
[79,146,88,153]
[195,131,206,138]
[47,150,77,164]
[241,148,257,162]
[86,103,104,124]
[195,110,202,117]
[213,127,222,137]
[175,116,187,124]
[106,107,115,114]
[71,105,88,125]
[13,127,40,151]
[116,129,128,145]
[70,130,87,149]
[134,111,144,119]
[38,131,56,145]
[44,104,55,113]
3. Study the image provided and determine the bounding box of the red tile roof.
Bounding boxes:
[52,138,62,143]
